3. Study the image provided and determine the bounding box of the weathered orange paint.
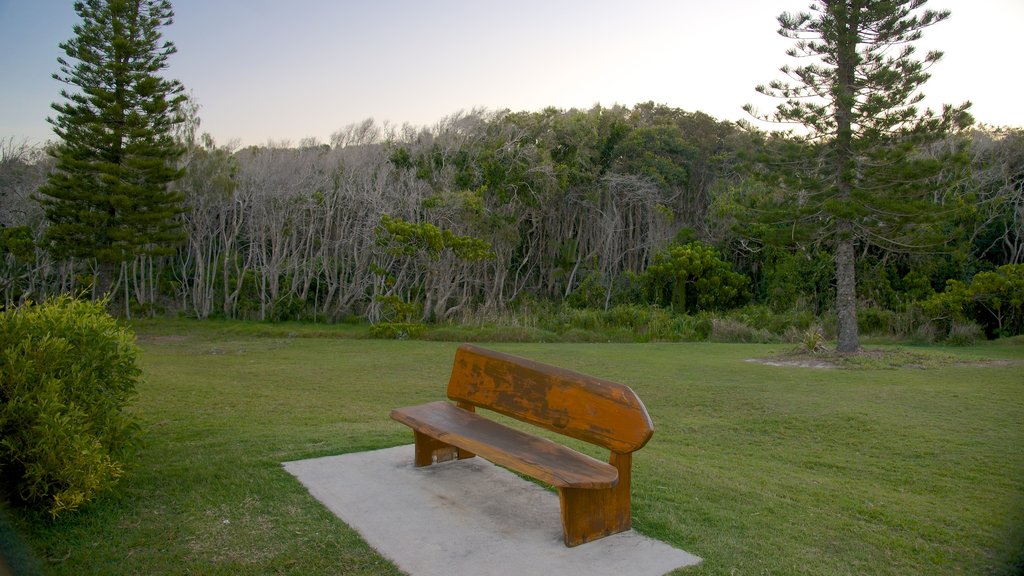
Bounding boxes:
[446,344,654,453]
[390,343,654,547]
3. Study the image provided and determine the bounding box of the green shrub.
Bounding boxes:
[858,305,897,336]
[946,320,983,346]
[709,318,773,343]
[912,321,940,344]
[968,264,1024,337]
[641,241,750,314]
[892,305,929,339]
[715,305,818,338]
[689,313,714,341]
[918,279,971,336]
[0,296,141,517]
[564,270,608,310]
[731,305,774,331]
[559,328,609,343]
[774,309,817,334]
[368,322,426,340]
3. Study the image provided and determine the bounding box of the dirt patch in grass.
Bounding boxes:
[749,348,1023,370]
[746,357,838,369]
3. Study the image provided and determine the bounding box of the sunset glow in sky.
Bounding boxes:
[2,0,1022,147]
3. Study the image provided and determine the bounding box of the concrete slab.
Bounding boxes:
[284,445,701,576]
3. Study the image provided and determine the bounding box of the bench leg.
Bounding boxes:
[558,452,633,547]
[412,431,475,467]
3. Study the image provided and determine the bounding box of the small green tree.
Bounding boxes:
[642,242,749,314]
[918,264,1024,339]
[918,278,971,337]
[745,0,973,352]
[38,0,187,303]
[372,214,495,323]
[969,264,1024,337]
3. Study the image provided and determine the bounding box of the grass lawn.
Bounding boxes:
[6,320,1024,575]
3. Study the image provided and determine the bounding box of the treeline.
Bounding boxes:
[170,104,741,324]
[2,103,1022,338]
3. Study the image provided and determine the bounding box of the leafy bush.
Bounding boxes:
[858,305,898,336]
[915,265,1024,339]
[917,280,971,339]
[641,242,749,314]
[370,294,427,339]
[709,318,773,343]
[0,296,141,517]
[968,264,1024,337]
[564,270,609,310]
[912,321,940,344]
[535,304,684,341]
[729,305,774,331]
[946,320,983,346]
[759,248,834,313]
[368,322,426,340]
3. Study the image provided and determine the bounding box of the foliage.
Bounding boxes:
[369,294,425,339]
[37,0,186,294]
[1,227,35,266]
[945,320,983,346]
[744,0,973,352]
[709,318,773,343]
[540,304,696,342]
[965,264,1024,337]
[756,247,834,313]
[2,97,1022,338]
[0,296,141,517]
[610,125,693,190]
[914,264,1024,340]
[642,241,749,314]
[367,322,425,340]
[374,214,494,261]
[969,128,1024,266]
[919,278,971,324]
[372,214,495,322]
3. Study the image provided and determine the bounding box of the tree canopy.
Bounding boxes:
[0,0,1020,343]
[744,0,973,351]
[38,0,186,299]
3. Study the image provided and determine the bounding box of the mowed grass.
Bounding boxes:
[8,321,1024,575]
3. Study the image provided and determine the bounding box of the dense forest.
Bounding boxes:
[2,103,1022,341]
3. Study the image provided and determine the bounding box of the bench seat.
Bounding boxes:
[390,344,654,546]
[391,401,618,489]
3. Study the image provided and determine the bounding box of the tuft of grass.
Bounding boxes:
[6,319,1024,575]
[709,318,774,343]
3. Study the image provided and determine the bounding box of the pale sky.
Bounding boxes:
[1,0,1022,147]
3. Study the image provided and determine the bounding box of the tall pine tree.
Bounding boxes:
[745,0,972,352]
[39,0,186,299]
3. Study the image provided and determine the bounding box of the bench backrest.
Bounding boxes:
[447,344,654,454]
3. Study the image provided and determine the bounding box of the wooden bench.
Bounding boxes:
[390,344,654,547]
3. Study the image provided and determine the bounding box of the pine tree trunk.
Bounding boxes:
[835,232,859,353]
[833,4,859,354]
